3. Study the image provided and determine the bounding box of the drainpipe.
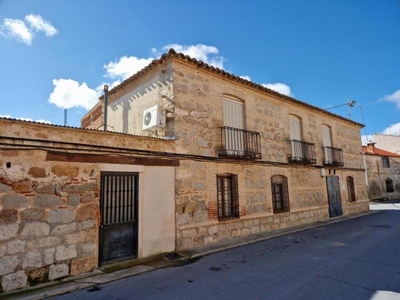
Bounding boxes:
[64,109,67,126]
[363,152,369,198]
[103,85,109,131]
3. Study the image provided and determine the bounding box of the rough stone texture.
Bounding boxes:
[44,248,55,265]
[12,180,32,193]
[79,243,97,256]
[35,184,55,194]
[70,256,97,276]
[20,208,45,221]
[0,244,6,258]
[1,193,30,208]
[49,263,69,280]
[0,209,17,223]
[22,249,43,269]
[68,194,80,206]
[0,256,19,276]
[48,210,75,224]
[28,266,49,286]
[34,194,63,207]
[0,224,19,241]
[62,182,97,193]
[0,182,11,192]
[27,236,60,250]
[55,245,77,261]
[76,203,98,222]
[21,222,50,238]
[1,271,27,292]
[80,192,94,203]
[28,167,47,178]
[2,165,25,182]
[51,223,76,235]
[51,165,79,179]
[77,220,96,231]
[6,240,26,254]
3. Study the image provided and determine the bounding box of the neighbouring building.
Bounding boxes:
[0,49,369,293]
[362,141,400,200]
[373,133,400,155]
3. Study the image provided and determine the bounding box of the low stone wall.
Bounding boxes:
[0,151,99,292]
[177,207,329,250]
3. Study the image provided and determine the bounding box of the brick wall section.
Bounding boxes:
[0,150,100,292]
[81,102,103,129]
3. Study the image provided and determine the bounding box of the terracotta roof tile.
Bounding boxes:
[362,145,400,157]
[99,49,364,128]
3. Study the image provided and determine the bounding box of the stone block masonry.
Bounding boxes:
[0,150,99,293]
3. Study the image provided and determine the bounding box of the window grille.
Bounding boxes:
[382,157,390,168]
[217,174,239,221]
[346,176,356,202]
[271,175,290,213]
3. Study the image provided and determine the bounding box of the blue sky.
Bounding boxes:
[1,0,399,143]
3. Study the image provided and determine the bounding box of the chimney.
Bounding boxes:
[366,141,375,152]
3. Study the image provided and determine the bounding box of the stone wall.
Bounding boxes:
[0,149,99,292]
[175,160,369,250]
[364,154,400,200]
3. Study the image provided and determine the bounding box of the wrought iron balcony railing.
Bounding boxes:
[323,146,344,166]
[218,126,261,159]
[289,139,317,164]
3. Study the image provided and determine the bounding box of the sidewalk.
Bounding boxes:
[1,210,377,300]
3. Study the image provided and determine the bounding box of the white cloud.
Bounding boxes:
[103,56,154,80]
[162,44,225,69]
[361,134,374,145]
[240,75,251,81]
[383,89,400,108]
[48,79,98,110]
[0,18,32,45]
[25,14,58,36]
[262,83,292,96]
[382,123,400,135]
[0,14,57,45]
[0,114,51,124]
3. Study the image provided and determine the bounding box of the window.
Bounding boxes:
[346,176,356,202]
[382,157,390,168]
[223,97,245,154]
[385,178,394,193]
[271,175,289,213]
[217,174,239,221]
[289,115,303,161]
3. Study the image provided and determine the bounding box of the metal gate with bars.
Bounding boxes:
[99,172,139,266]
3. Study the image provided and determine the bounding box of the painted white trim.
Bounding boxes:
[98,164,145,172]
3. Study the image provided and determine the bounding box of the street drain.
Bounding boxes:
[164,253,184,261]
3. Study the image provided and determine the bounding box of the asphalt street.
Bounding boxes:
[52,204,400,300]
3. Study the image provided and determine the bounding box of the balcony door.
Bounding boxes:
[322,125,333,164]
[223,97,245,155]
[289,115,302,160]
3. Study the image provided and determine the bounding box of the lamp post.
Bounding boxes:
[326,96,356,119]
[103,85,109,131]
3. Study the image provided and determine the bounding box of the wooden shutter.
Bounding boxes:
[322,125,332,147]
[289,116,301,140]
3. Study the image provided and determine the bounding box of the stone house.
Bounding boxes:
[373,133,400,155]
[0,49,369,293]
[362,142,400,200]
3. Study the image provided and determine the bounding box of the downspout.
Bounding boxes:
[362,152,369,199]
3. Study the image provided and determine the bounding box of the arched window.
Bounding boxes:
[346,176,356,202]
[386,178,394,193]
[271,175,289,213]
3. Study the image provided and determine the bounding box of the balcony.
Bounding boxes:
[323,146,344,166]
[218,126,261,159]
[289,139,317,164]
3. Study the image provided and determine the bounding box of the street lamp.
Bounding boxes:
[326,96,356,119]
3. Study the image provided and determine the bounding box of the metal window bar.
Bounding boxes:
[217,174,239,221]
[219,126,261,159]
[101,173,137,225]
[289,139,316,164]
[271,175,290,213]
[346,176,356,202]
[385,178,394,193]
[382,157,390,168]
[323,146,344,166]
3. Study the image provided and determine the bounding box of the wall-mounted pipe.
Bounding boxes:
[103,85,109,131]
